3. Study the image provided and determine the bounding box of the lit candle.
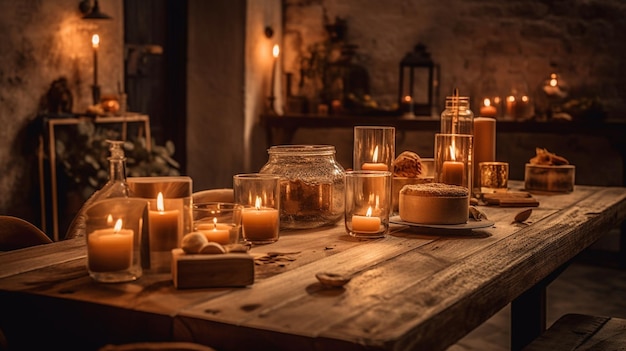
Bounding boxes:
[362,145,389,171]
[351,206,381,232]
[197,217,231,245]
[92,34,99,86]
[242,196,279,241]
[473,117,496,188]
[442,144,465,186]
[479,98,497,118]
[402,95,414,115]
[149,192,180,252]
[88,218,134,272]
[270,44,279,99]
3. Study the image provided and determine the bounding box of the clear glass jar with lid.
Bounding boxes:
[259,145,345,229]
[440,94,474,135]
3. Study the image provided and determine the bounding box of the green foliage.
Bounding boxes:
[55,120,179,199]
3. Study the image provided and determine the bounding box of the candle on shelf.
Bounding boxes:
[351,206,381,232]
[362,146,388,171]
[479,98,497,118]
[402,95,414,115]
[242,196,279,242]
[87,218,133,272]
[149,192,180,252]
[442,144,465,186]
[92,34,99,86]
[270,44,279,98]
[197,217,231,245]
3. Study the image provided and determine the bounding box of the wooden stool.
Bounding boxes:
[523,313,626,350]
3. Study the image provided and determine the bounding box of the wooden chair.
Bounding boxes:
[0,215,52,251]
[192,188,234,204]
[99,342,216,351]
[523,313,626,350]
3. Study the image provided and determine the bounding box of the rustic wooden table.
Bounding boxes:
[1,182,625,351]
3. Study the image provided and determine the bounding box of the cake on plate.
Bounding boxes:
[399,183,469,225]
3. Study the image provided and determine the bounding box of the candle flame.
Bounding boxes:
[507,95,515,102]
[254,196,262,210]
[483,98,491,107]
[549,73,558,87]
[92,34,100,49]
[521,95,529,102]
[157,192,165,212]
[106,214,113,225]
[449,144,456,161]
[366,206,373,217]
[272,44,279,58]
[213,217,218,230]
[403,95,411,103]
[372,146,379,163]
[113,218,123,233]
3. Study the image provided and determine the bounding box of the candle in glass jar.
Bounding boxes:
[352,206,381,232]
[242,196,279,241]
[149,192,180,251]
[88,218,133,272]
[197,217,231,245]
[442,144,465,186]
[361,145,388,171]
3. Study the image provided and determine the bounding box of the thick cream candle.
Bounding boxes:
[242,196,279,242]
[87,218,133,272]
[149,192,180,251]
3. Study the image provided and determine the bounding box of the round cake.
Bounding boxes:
[399,183,469,225]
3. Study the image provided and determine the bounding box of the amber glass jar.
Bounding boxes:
[259,145,345,229]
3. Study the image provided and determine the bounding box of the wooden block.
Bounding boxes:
[483,192,539,207]
[171,248,254,289]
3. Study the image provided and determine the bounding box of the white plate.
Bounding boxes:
[390,216,495,230]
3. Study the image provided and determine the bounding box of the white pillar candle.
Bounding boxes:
[87,218,133,272]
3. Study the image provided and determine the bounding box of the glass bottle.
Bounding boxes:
[259,145,345,229]
[440,94,474,135]
[65,140,131,239]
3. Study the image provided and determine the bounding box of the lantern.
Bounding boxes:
[398,43,438,116]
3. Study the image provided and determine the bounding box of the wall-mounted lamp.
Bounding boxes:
[79,0,112,20]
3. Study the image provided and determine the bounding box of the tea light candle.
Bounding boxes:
[361,145,389,171]
[479,98,497,117]
[149,192,180,251]
[88,218,133,272]
[352,206,381,232]
[242,196,279,241]
[197,218,231,245]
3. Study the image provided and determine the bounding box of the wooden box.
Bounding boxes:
[171,248,254,289]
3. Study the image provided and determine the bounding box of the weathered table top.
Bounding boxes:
[1,182,625,351]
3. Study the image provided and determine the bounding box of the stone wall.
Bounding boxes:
[282,0,626,118]
[0,0,124,225]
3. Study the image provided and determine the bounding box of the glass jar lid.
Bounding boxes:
[267,145,336,156]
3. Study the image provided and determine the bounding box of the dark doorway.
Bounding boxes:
[123,0,187,172]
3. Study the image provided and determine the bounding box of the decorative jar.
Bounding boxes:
[259,145,345,229]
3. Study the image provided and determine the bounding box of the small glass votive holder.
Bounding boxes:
[353,126,396,171]
[193,202,243,246]
[127,176,193,273]
[233,173,281,244]
[434,133,473,191]
[344,170,392,239]
[85,198,148,283]
[480,162,509,193]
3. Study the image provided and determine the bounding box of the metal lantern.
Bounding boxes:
[398,43,438,116]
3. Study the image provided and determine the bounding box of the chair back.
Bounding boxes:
[0,216,52,251]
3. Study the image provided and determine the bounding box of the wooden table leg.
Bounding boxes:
[510,262,569,351]
[511,283,546,351]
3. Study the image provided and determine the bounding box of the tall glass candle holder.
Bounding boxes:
[434,133,473,192]
[353,126,395,172]
[85,198,148,283]
[233,173,281,245]
[193,202,243,246]
[127,176,192,273]
[344,170,392,239]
